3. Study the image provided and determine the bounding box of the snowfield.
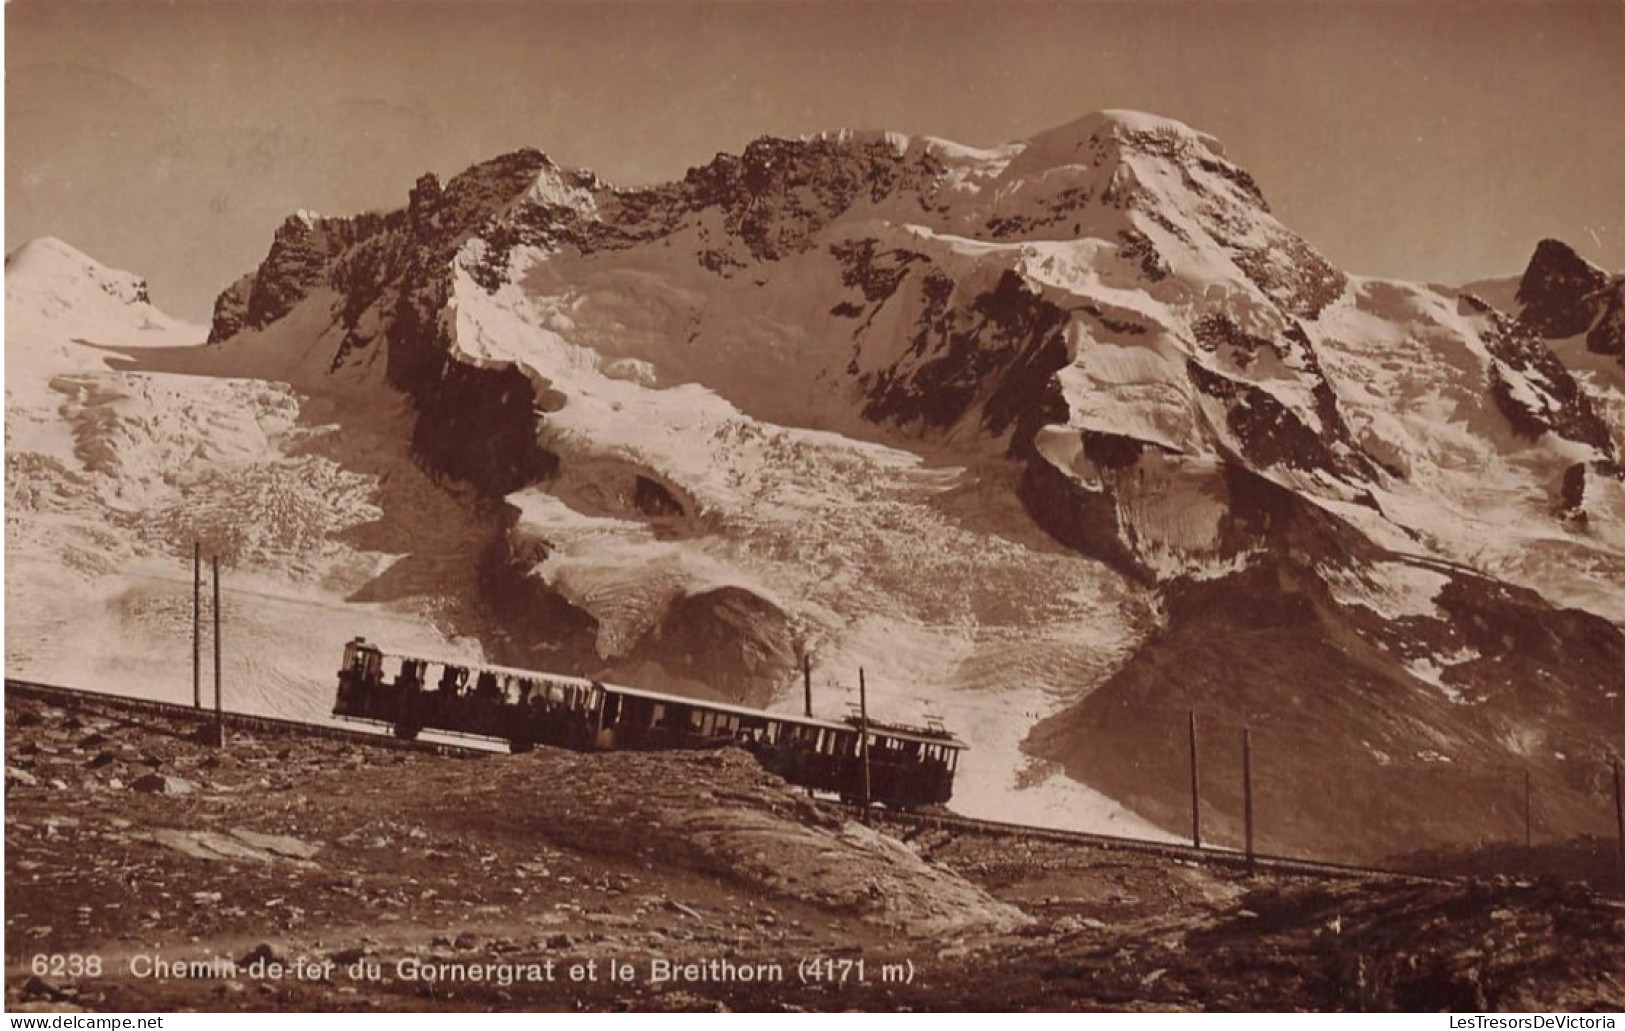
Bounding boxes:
[6,239,493,719]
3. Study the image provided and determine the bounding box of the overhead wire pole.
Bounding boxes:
[1188,711,1202,849]
[1524,768,1533,854]
[859,667,872,811]
[212,555,224,748]
[803,653,812,719]
[192,542,201,709]
[1243,726,1255,871]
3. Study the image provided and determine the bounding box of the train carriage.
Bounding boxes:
[335,637,965,809]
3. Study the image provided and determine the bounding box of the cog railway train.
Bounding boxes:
[334,638,967,809]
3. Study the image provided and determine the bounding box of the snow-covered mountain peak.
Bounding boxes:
[5,238,203,470]
[6,235,156,310]
[5,237,200,365]
[1018,108,1221,161]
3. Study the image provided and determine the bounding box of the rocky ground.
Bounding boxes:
[6,691,1623,1012]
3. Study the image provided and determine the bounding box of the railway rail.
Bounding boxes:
[4,678,491,758]
[4,676,1580,893]
[830,803,1465,886]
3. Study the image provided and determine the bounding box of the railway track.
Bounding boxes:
[3,678,491,758]
[830,803,1464,886]
[7,677,1595,894]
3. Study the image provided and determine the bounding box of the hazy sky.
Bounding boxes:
[8,0,1624,321]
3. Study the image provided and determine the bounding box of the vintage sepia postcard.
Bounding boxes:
[6,0,1624,1016]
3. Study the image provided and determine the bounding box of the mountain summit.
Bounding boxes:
[5,235,201,426]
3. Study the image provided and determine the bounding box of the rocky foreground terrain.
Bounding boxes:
[6,691,1623,1012]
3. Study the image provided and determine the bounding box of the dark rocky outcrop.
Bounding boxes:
[1585,287,1625,358]
[1016,454,1152,582]
[1479,307,1616,453]
[1515,238,1613,339]
[621,586,800,708]
[860,270,1072,440]
[1558,459,1625,524]
[208,211,399,344]
[383,277,559,496]
[679,135,947,262]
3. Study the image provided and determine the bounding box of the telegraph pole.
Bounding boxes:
[192,543,201,709]
[1188,711,1202,849]
[859,667,872,809]
[1243,726,1255,870]
[211,555,224,748]
[803,653,812,718]
[1524,769,1533,852]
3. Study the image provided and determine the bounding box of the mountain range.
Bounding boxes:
[7,110,1623,861]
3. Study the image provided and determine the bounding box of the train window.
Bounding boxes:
[651,703,666,728]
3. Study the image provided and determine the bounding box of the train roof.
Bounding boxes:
[351,639,967,750]
[605,679,966,749]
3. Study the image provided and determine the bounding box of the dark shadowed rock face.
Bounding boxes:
[1586,288,1625,358]
[1515,238,1613,339]
[208,211,403,344]
[681,135,947,263]
[208,273,253,343]
[621,586,800,708]
[1016,455,1152,582]
[383,275,559,496]
[1479,307,1617,453]
[1028,550,1625,863]
[1558,459,1625,525]
[1188,360,1355,477]
[860,270,1073,439]
[244,215,343,328]
[477,517,603,671]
